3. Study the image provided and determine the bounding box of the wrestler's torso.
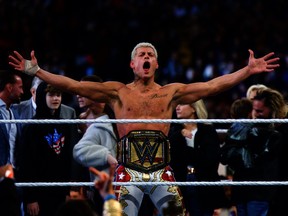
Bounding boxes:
[111,83,177,137]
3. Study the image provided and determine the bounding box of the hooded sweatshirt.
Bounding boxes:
[20,82,79,211]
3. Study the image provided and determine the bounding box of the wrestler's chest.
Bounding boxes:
[121,95,169,116]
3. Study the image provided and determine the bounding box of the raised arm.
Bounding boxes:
[89,166,122,216]
[9,50,122,102]
[173,49,280,104]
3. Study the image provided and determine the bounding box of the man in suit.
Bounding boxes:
[0,70,25,216]
[0,70,23,168]
[12,76,76,119]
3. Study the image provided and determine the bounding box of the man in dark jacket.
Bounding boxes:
[221,98,282,216]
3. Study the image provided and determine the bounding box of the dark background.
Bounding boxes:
[1,0,288,122]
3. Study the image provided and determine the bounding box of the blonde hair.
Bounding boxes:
[246,84,268,99]
[254,88,287,119]
[191,99,208,119]
[131,42,158,60]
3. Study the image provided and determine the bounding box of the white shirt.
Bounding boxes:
[185,128,198,148]
[32,97,37,112]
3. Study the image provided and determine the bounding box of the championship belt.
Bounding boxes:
[117,130,171,173]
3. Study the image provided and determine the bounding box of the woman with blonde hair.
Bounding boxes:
[169,99,228,216]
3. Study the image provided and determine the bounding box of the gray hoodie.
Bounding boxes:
[73,114,117,181]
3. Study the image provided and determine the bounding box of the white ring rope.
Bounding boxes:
[1,118,288,124]
[15,181,288,187]
[2,118,287,187]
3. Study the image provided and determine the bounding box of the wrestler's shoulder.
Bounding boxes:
[103,81,126,89]
[161,82,186,91]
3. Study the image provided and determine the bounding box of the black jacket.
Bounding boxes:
[19,82,80,216]
[168,123,227,209]
[220,122,282,202]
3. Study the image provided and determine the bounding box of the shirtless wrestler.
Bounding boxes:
[9,42,279,216]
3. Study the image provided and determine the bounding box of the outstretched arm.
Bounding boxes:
[9,50,81,90]
[8,50,121,102]
[173,49,280,104]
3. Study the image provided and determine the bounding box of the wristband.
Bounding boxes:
[104,194,116,201]
[24,60,40,76]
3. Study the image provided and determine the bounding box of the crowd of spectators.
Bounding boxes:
[1,0,288,122]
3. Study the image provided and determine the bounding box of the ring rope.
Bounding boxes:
[16,181,288,187]
[3,118,286,188]
[1,118,288,124]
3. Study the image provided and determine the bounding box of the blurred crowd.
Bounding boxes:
[1,0,288,121]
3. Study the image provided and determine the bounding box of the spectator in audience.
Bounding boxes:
[73,74,118,215]
[221,97,282,216]
[0,70,23,178]
[169,99,228,216]
[20,82,80,216]
[250,88,288,216]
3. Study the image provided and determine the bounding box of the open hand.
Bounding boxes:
[9,50,40,75]
[247,49,280,75]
